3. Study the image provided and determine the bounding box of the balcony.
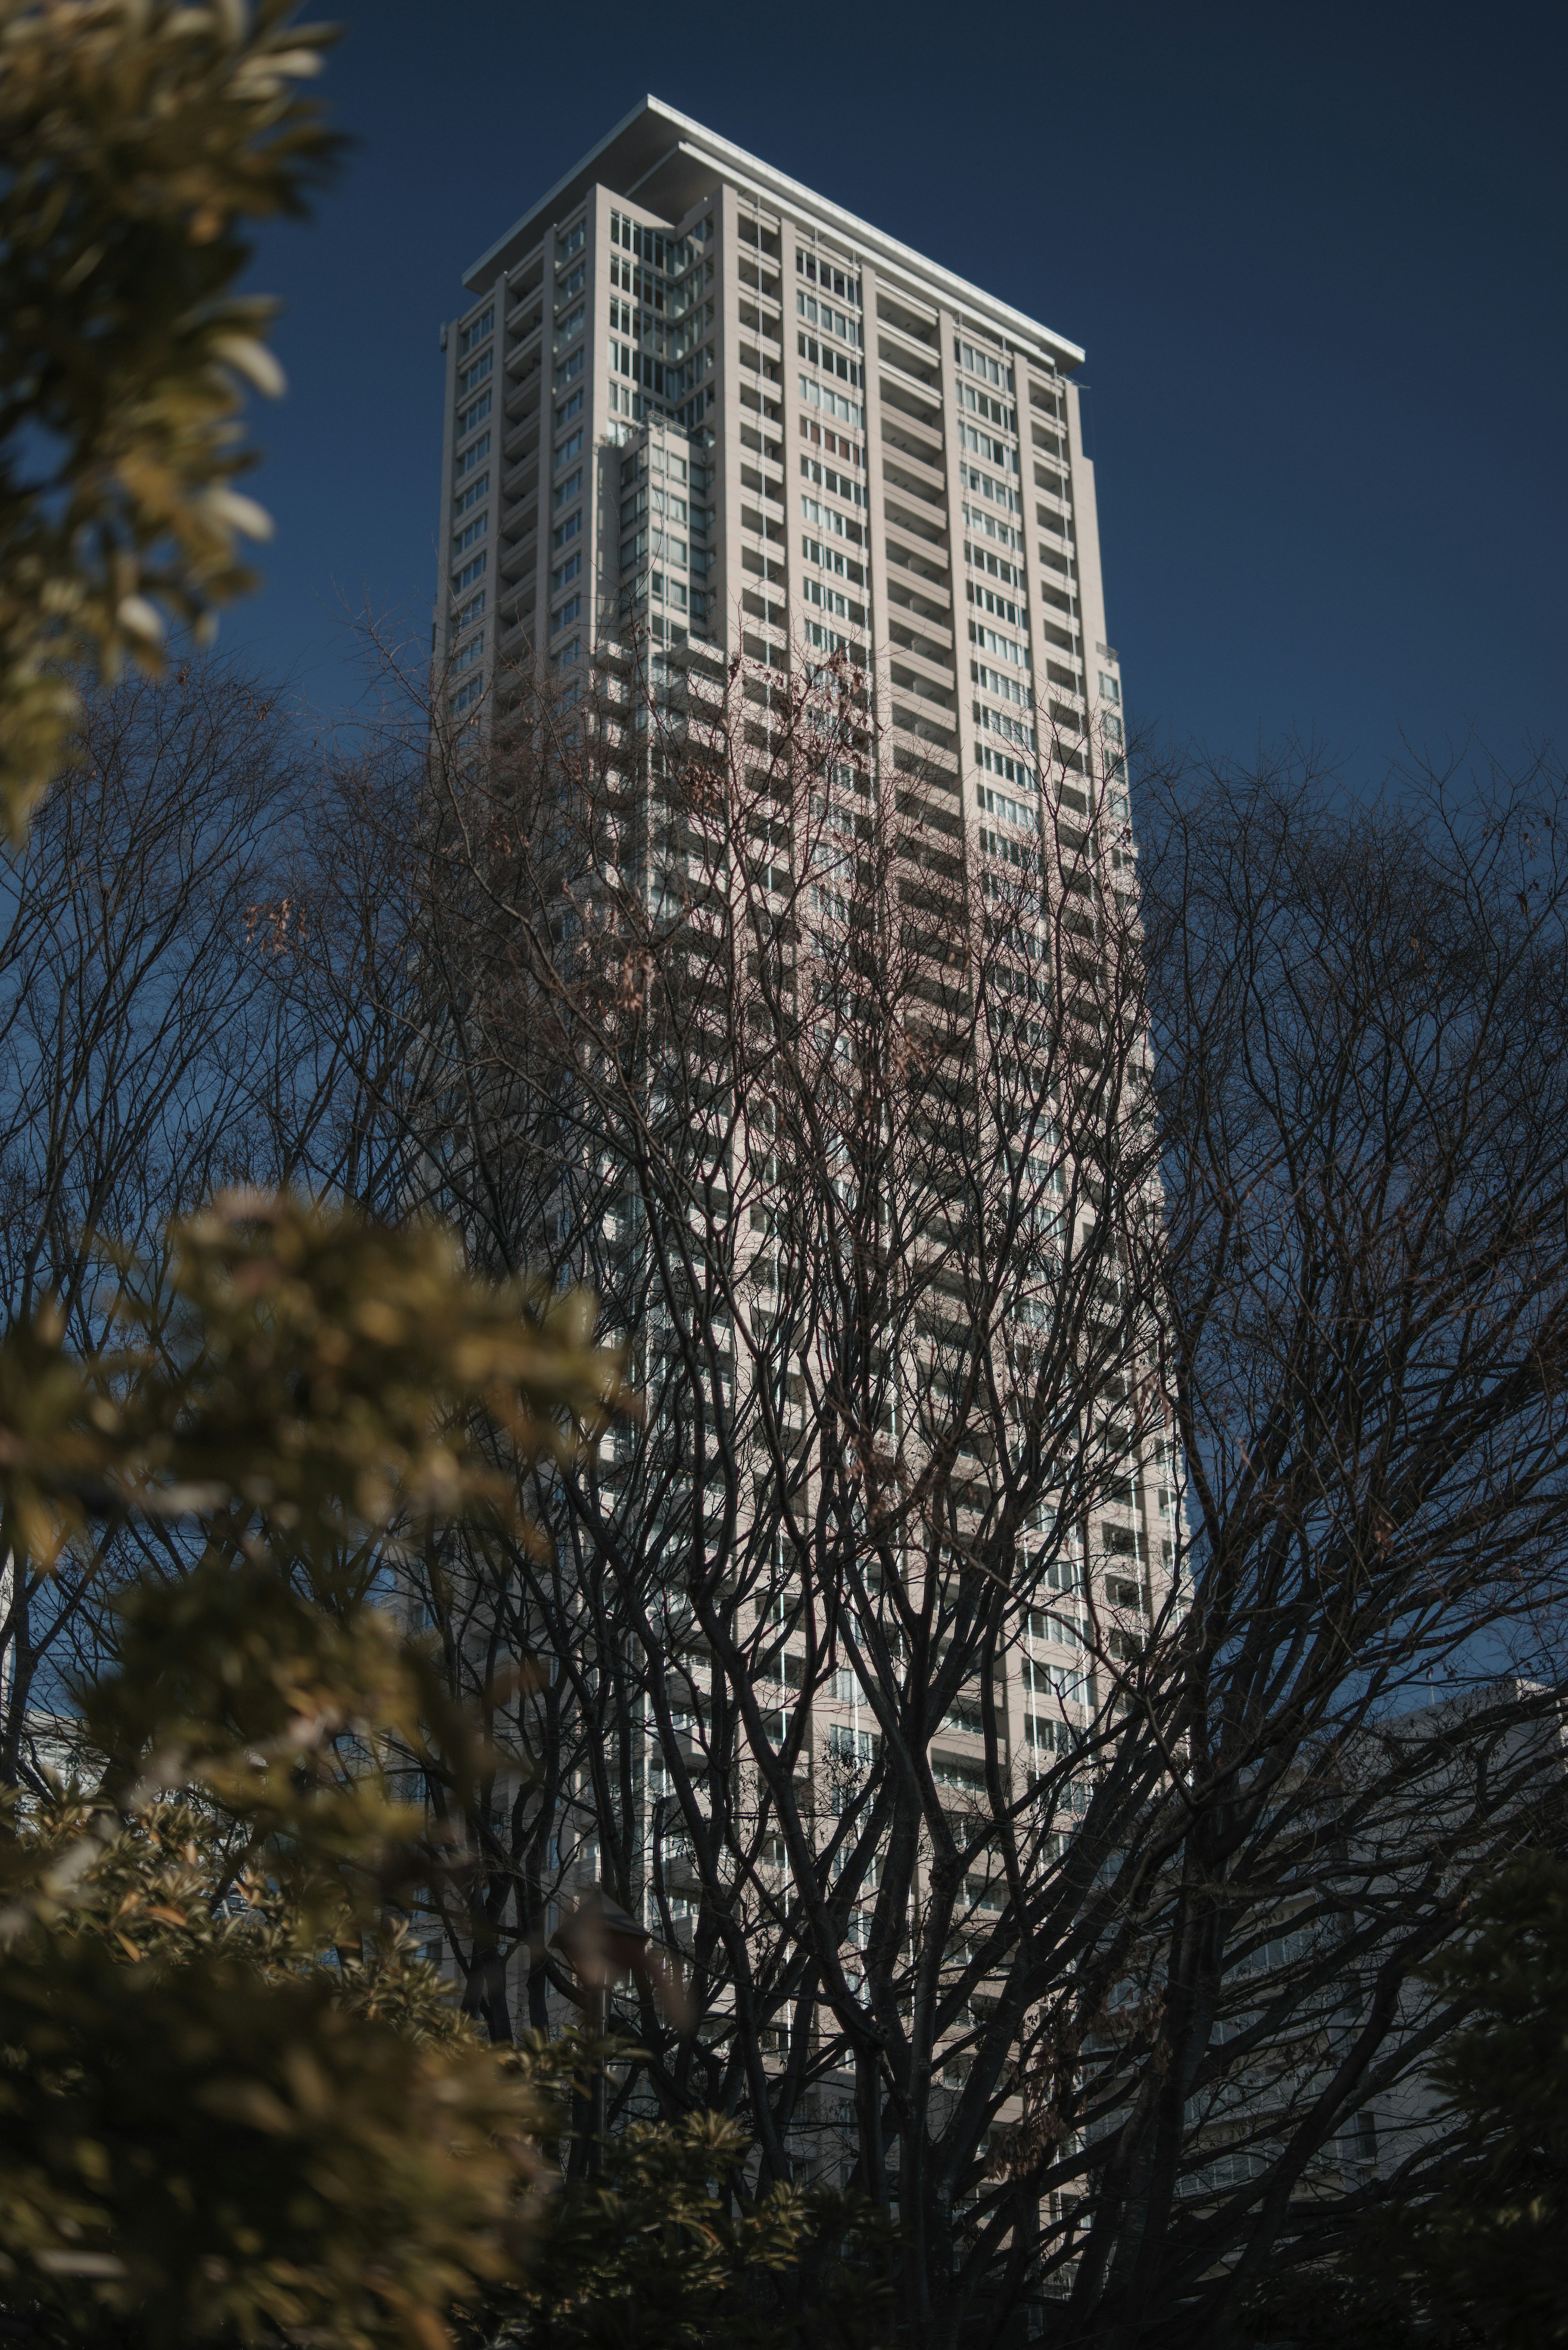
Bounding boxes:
[880,437,947,502]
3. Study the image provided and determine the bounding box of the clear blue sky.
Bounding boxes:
[233,0,1567,773]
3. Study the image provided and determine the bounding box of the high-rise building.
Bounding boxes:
[427,101,1165,2282]
[435,96,1127,825]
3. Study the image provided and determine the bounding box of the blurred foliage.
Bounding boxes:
[476,2081,892,2350]
[1368,1852,1568,2346]
[0,1193,629,2348]
[1246,1854,1568,2350]
[0,0,341,842]
[0,1796,542,2350]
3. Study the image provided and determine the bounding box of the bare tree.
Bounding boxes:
[0,659,305,1785]
[292,653,1568,2350]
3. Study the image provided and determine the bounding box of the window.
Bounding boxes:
[450,635,483,676]
[968,580,1027,629]
[829,1723,875,1766]
[551,594,581,634]
[970,622,1030,669]
[960,378,1016,432]
[964,500,1023,553]
[548,636,580,672]
[457,305,493,358]
[802,535,864,586]
[457,389,491,437]
[555,388,583,430]
[553,428,583,470]
[972,660,1033,709]
[956,336,1013,391]
[451,512,488,556]
[798,376,863,431]
[555,303,585,345]
[557,217,586,260]
[552,466,582,510]
[796,247,860,305]
[550,550,581,595]
[551,509,581,552]
[803,577,863,625]
[453,432,490,482]
[968,542,1025,591]
[456,349,492,398]
[1099,671,1120,703]
[797,331,863,387]
[448,676,482,716]
[976,701,1035,751]
[961,461,1020,514]
[451,550,486,592]
[959,419,1018,473]
[556,260,586,300]
[805,618,854,658]
[796,290,862,348]
[556,347,585,388]
[452,472,488,517]
[800,495,864,543]
[451,588,486,632]
[801,454,866,506]
[981,745,1036,792]
[979,780,1035,829]
[608,210,712,270]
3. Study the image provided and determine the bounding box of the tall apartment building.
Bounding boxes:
[435,96,1128,828]
[428,103,1168,2268]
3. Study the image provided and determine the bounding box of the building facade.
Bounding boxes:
[434,96,1127,833]
[428,106,1174,2276]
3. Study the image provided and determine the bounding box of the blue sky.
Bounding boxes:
[232,0,1567,775]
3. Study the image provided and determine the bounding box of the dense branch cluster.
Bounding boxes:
[252,644,1568,2348]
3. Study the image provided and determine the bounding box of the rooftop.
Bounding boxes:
[461,96,1085,375]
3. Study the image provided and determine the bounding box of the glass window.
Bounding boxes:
[457,305,493,358]
[457,390,492,438]
[795,249,860,307]
[955,337,1013,392]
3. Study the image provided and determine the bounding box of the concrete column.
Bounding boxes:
[1064,382,1107,700]
[713,181,747,662]
[776,214,804,678]
[858,261,893,755]
[936,309,981,829]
